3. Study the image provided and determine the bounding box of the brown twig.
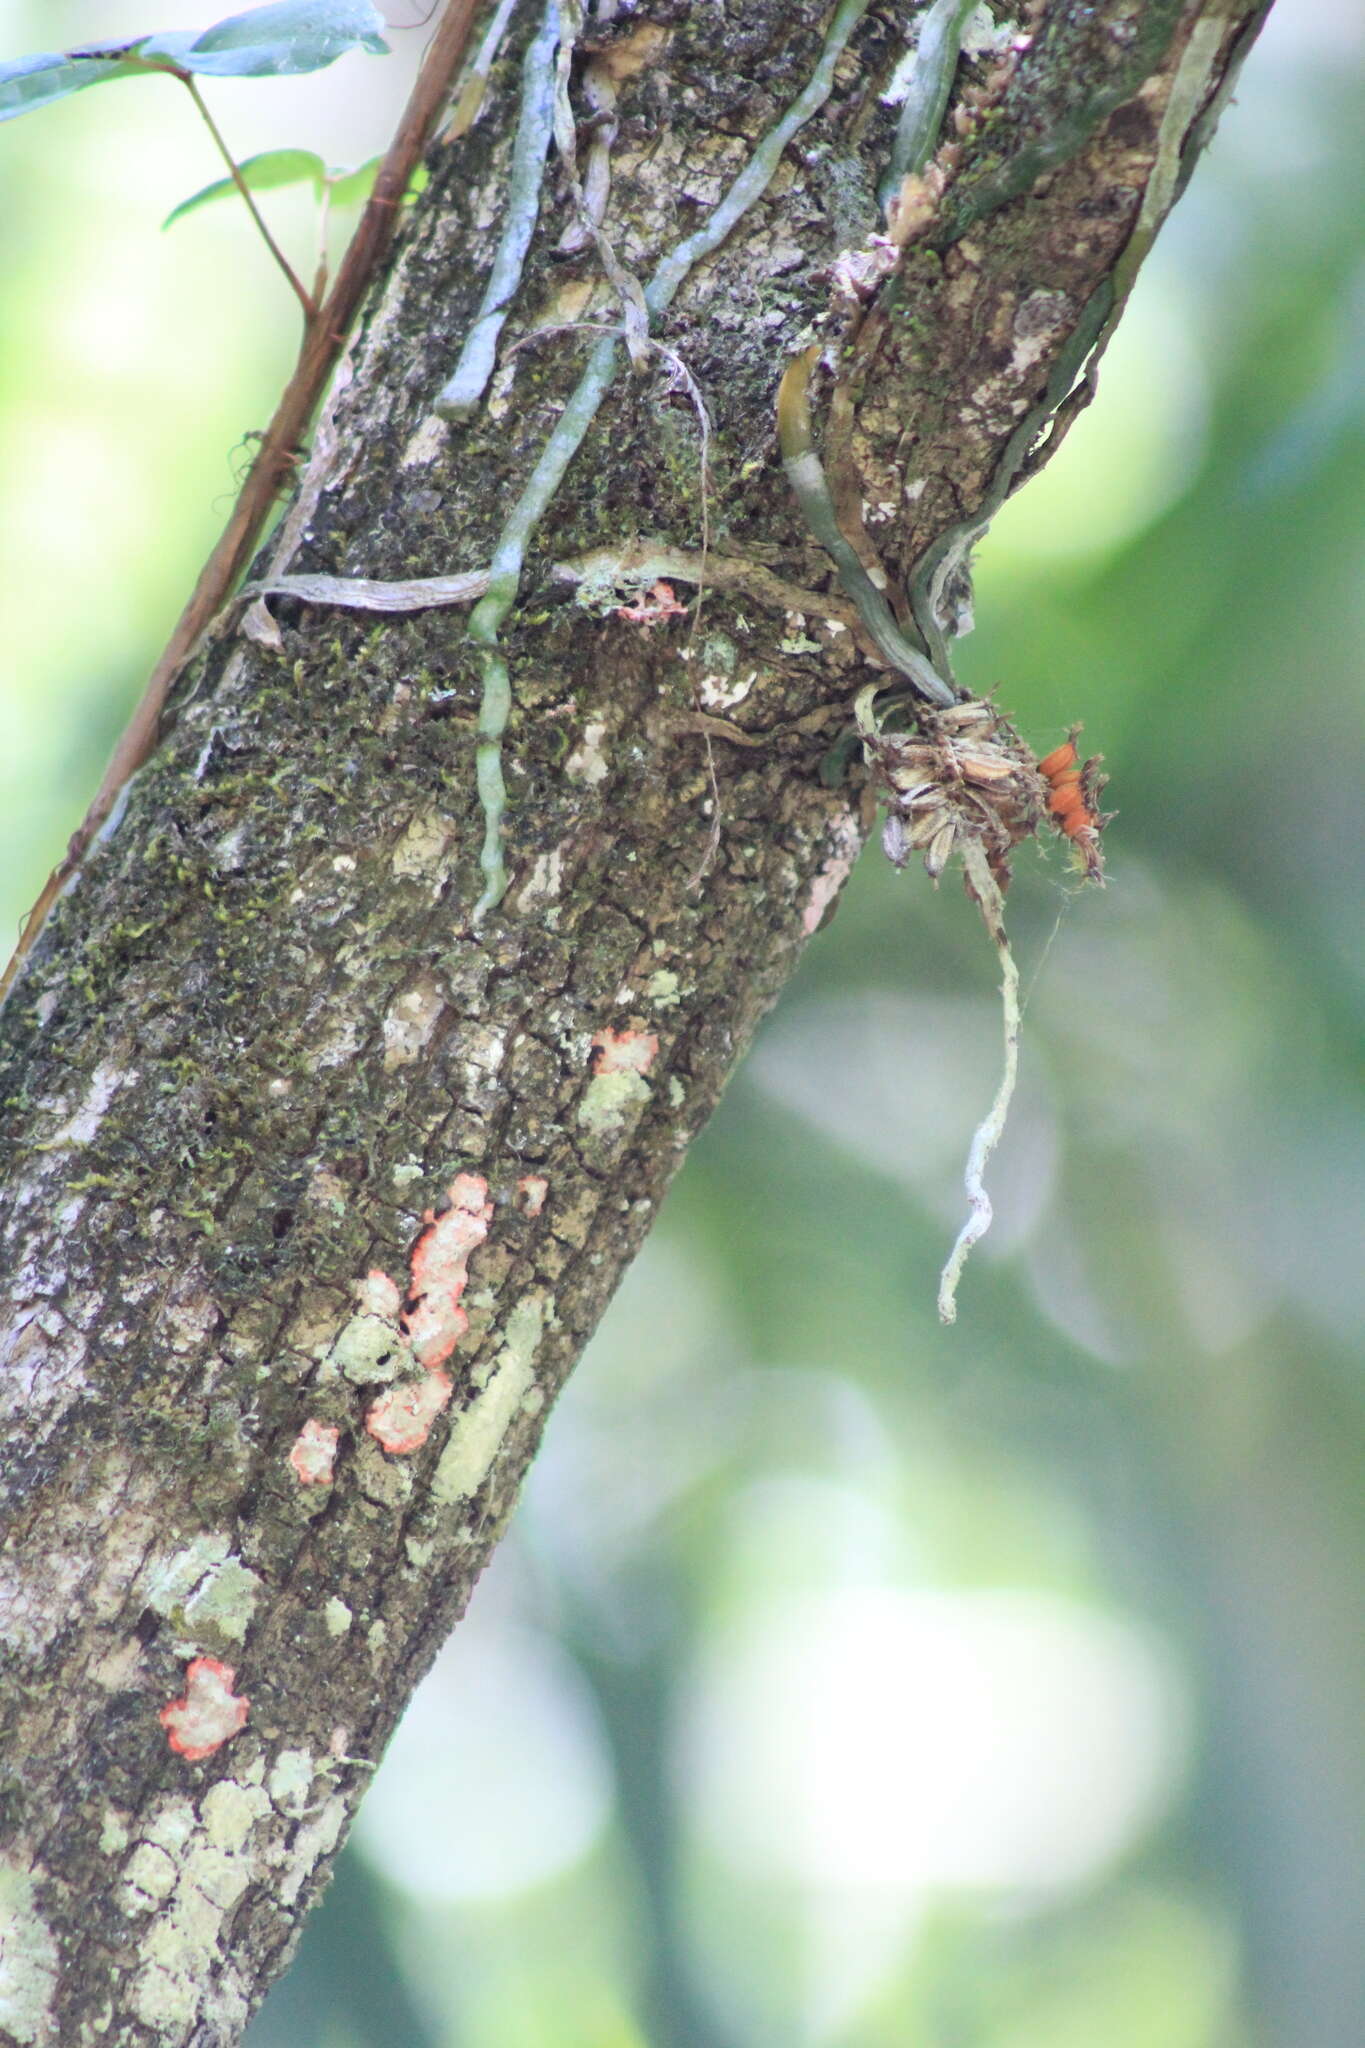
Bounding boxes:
[1,0,485,1003]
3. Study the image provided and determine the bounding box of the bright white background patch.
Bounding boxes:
[354,1615,612,1904]
[675,1585,1187,1891]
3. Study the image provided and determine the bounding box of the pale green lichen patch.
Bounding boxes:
[99,1810,129,1857]
[565,718,609,785]
[144,1536,262,1653]
[277,1794,347,1909]
[577,1067,652,1138]
[323,1597,352,1637]
[201,1779,271,1856]
[140,1799,197,1862]
[646,968,681,1009]
[390,810,453,881]
[381,974,446,1071]
[179,1561,262,1649]
[0,1862,60,2045]
[129,1778,270,2034]
[326,1311,408,1386]
[120,1842,178,1913]
[144,1532,229,1612]
[432,1296,546,1508]
[268,1749,316,1815]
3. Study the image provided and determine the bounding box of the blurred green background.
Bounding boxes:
[2,4,1363,2044]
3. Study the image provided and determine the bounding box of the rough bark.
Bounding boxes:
[0,1,1269,2041]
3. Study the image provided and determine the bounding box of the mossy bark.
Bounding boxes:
[0,2,1269,2041]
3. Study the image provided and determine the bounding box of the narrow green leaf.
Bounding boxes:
[163,147,326,229]
[0,51,145,123]
[0,3,388,124]
[143,2,390,78]
[323,156,381,209]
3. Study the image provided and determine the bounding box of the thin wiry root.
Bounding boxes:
[937,840,1022,1324]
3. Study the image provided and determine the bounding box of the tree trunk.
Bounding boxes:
[0,2,1269,2041]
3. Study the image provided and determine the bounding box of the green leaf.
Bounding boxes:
[0,51,145,123]
[163,147,327,229]
[0,3,388,123]
[143,2,390,77]
[323,159,430,210]
[323,156,382,209]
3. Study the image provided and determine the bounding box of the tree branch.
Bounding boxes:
[0,2,1272,2040]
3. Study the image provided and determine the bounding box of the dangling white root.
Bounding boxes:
[937,840,1022,1324]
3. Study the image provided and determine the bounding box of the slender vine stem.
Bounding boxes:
[436,0,561,420]
[180,72,317,321]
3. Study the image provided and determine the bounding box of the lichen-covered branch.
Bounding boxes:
[0,3,1272,2041]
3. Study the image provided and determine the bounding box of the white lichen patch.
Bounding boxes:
[313,1017,362,1069]
[267,1749,316,1816]
[802,813,862,935]
[323,1597,352,1638]
[99,1810,130,1857]
[120,1842,178,1912]
[401,413,450,467]
[139,1799,198,1863]
[565,718,609,785]
[1010,288,1074,378]
[326,1312,408,1386]
[161,1283,223,1355]
[0,1546,86,1660]
[699,667,757,712]
[432,1296,546,1508]
[963,4,1022,60]
[358,1269,401,1319]
[646,968,681,1010]
[390,811,453,881]
[382,973,446,1071]
[93,1637,144,1693]
[277,1795,347,1909]
[514,845,565,912]
[44,1057,135,1150]
[143,1536,262,1652]
[128,1778,272,2038]
[578,1069,651,1139]
[0,1862,60,2046]
[201,1778,272,1855]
